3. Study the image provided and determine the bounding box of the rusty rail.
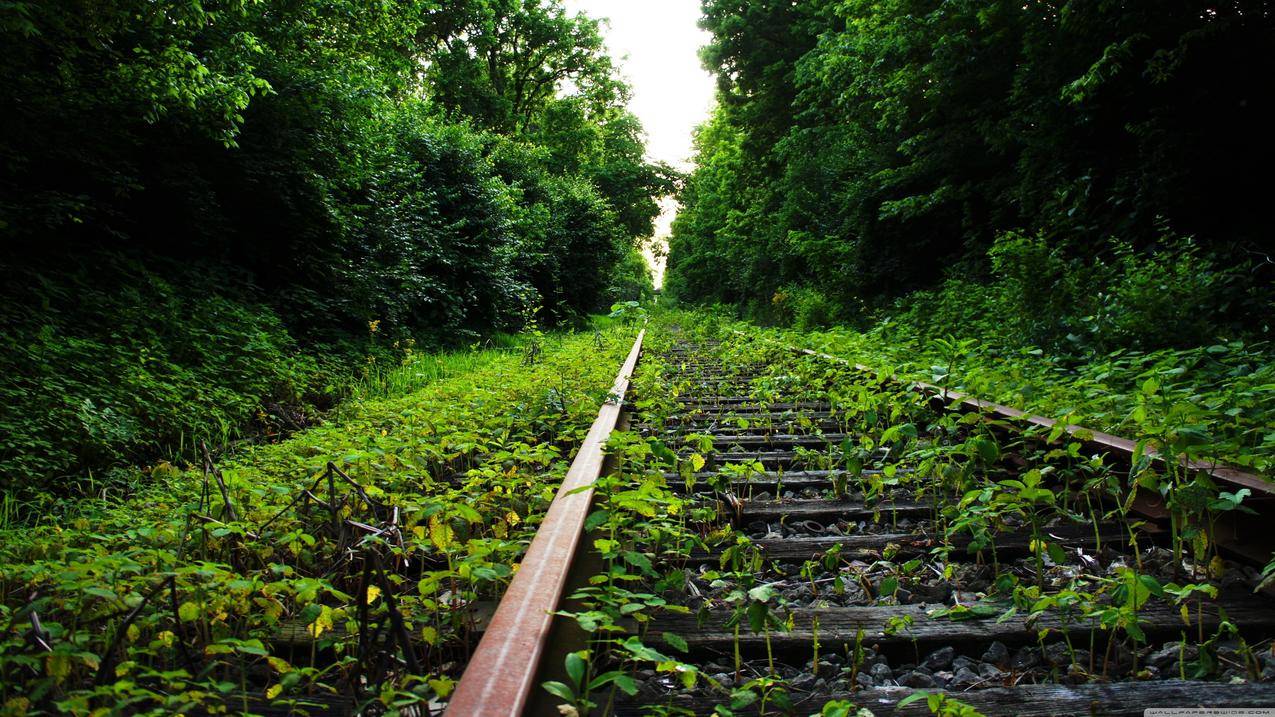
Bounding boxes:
[446,328,645,716]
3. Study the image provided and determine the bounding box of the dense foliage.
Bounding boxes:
[696,309,1274,478]
[0,0,672,493]
[667,0,1274,349]
[538,313,1273,715]
[0,327,637,714]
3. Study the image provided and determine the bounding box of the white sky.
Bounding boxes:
[563,0,716,286]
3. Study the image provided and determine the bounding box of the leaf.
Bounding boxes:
[898,691,929,707]
[429,514,455,551]
[565,651,587,687]
[663,632,689,653]
[584,510,610,532]
[880,576,898,596]
[421,626,439,645]
[178,602,200,622]
[1047,542,1067,565]
[612,674,638,696]
[542,680,575,702]
[365,585,382,604]
[688,453,706,473]
[428,676,455,698]
[623,550,652,573]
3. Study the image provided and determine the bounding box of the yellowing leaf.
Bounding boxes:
[307,606,333,638]
[46,653,71,682]
[421,626,439,645]
[266,684,284,700]
[178,602,199,622]
[428,514,455,551]
[689,453,705,473]
[365,585,382,604]
[428,676,455,698]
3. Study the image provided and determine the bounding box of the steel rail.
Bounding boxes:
[447,328,645,716]
[735,330,1273,497]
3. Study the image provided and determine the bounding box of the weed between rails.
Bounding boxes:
[540,312,1273,717]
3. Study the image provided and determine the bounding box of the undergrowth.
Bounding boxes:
[685,307,1275,478]
[0,326,636,714]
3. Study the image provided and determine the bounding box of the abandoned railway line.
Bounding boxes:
[451,328,1275,716]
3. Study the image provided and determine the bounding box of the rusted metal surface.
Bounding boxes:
[446,329,645,717]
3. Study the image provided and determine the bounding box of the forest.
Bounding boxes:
[1,0,670,502]
[3,1,1275,716]
[667,0,1274,351]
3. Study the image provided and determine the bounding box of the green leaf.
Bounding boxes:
[1047,542,1067,565]
[565,651,587,687]
[622,550,652,573]
[898,691,930,707]
[663,632,689,653]
[541,680,575,702]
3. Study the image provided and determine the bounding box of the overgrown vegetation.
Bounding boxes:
[0,327,636,713]
[537,313,1273,716]
[1,0,669,496]
[666,0,1273,353]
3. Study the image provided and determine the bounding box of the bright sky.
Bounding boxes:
[563,0,716,286]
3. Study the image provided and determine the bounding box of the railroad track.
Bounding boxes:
[450,330,1275,716]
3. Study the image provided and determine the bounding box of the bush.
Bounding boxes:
[1092,237,1250,350]
[885,229,1260,354]
[769,285,841,331]
[0,256,326,498]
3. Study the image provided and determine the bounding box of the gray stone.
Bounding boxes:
[1147,645,1180,670]
[1011,646,1040,671]
[924,646,956,671]
[870,663,893,682]
[856,672,875,689]
[711,673,733,687]
[900,671,937,688]
[1044,642,1072,666]
[951,667,981,688]
[952,656,976,672]
[978,662,1004,680]
[981,641,1009,667]
[791,673,818,690]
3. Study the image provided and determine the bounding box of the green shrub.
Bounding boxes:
[1092,237,1249,350]
[0,257,325,498]
[767,285,840,330]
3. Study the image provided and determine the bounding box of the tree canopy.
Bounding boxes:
[1,0,674,335]
[667,0,1275,345]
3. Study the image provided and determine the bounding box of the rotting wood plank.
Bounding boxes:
[674,399,834,410]
[649,593,1275,653]
[736,498,933,522]
[616,680,1275,716]
[688,524,1148,563]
